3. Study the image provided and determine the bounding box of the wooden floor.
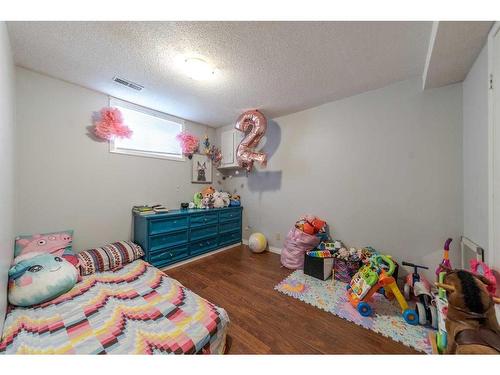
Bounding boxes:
[166,245,418,354]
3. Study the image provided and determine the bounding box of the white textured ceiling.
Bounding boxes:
[7,21,434,127]
[424,21,493,89]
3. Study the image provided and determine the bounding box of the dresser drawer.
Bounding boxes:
[149,215,188,235]
[149,230,188,251]
[134,207,243,268]
[190,224,218,242]
[189,236,218,256]
[219,230,241,246]
[190,212,218,227]
[149,244,189,267]
[219,209,241,223]
[219,219,241,234]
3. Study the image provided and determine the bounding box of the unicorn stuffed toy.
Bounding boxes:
[8,253,78,307]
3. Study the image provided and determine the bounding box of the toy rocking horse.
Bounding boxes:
[437,269,500,354]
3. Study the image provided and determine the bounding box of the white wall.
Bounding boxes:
[219,78,463,273]
[0,23,16,334]
[15,67,220,252]
[462,46,490,255]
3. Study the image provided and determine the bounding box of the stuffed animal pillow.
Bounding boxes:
[14,230,79,269]
[8,253,79,307]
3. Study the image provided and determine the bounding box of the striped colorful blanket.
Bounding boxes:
[0,260,229,354]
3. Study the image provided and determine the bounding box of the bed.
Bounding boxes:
[0,259,229,354]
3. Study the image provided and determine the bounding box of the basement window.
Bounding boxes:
[109,97,185,161]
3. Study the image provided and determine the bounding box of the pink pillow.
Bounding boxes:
[14,230,78,268]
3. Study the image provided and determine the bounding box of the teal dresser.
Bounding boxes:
[133,207,243,268]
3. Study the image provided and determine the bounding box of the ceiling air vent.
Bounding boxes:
[112,76,144,91]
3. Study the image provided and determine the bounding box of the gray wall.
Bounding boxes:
[219,78,463,275]
[462,46,490,256]
[15,67,220,252]
[0,22,16,334]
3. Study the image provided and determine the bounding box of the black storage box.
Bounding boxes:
[303,252,335,280]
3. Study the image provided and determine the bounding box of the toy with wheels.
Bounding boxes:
[436,238,452,276]
[402,261,438,329]
[347,255,418,325]
[470,259,497,295]
[434,272,449,353]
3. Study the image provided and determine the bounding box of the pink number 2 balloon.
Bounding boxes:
[235,110,268,172]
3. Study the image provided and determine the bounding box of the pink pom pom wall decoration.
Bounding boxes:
[93,107,133,141]
[176,131,199,158]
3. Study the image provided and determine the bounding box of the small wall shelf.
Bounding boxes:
[219,129,243,169]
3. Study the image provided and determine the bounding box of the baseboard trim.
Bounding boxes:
[242,239,282,255]
[268,246,282,255]
[160,242,241,271]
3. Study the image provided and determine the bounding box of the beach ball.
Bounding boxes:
[249,233,267,253]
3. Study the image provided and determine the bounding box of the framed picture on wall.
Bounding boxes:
[191,153,212,184]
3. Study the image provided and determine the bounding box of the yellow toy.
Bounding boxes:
[347,254,418,325]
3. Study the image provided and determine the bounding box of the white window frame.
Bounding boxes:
[108,97,186,162]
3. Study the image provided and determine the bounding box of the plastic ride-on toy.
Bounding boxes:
[346,255,418,325]
[402,261,438,329]
[434,272,449,353]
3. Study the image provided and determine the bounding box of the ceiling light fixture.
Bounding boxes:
[183,58,215,81]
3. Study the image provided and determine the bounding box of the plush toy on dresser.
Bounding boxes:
[212,191,231,208]
[190,187,239,209]
[201,186,215,198]
[202,194,214,209]
[213,191,225,208]
[191,192,203,209]
[229,194,241,207]
[221,192,231,207]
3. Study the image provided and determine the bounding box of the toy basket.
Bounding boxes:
[304,252,335,280]
[333,258,361,283]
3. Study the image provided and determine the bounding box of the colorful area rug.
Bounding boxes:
[274,270,433,354]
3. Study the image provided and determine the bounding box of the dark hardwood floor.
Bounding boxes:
[166,245,418,354]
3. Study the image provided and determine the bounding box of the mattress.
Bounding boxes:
[0,259,229,354]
